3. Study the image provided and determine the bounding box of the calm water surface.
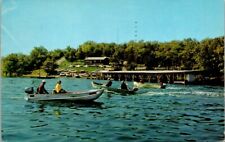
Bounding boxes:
[2,78,224,142]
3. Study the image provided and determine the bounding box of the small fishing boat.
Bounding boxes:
[24,87,104,102]
[133,81,166,89]
[91,81,138,94]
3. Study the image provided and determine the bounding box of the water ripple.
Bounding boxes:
[2,78,224,142]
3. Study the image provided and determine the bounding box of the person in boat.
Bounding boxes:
[53,80,67,94]
[105,78,113,87]
[121,80,128,90]
[37,80,49,94]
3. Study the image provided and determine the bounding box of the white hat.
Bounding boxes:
[42,80,46,82]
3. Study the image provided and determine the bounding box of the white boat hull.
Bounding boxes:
[25,89,104,102]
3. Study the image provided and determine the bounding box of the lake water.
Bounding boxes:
[1,77,224,142]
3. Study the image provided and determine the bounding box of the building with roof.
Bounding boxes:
[84,57,110,65]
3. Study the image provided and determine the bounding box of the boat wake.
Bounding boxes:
[140,88,224,97]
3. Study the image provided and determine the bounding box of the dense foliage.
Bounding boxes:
[2,36,224,76]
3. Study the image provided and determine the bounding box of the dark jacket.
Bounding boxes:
[37,83,49,94]
[121,82,128,90]
[105,80,112,87]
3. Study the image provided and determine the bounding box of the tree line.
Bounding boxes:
[2,36,224,77]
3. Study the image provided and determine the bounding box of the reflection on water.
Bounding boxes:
[40,101,104,108]
[25,101,104,114]
[2,78,224,142]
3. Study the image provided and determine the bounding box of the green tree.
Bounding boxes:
[102,43,115,57]
[111,44,125,63]
[78,41,96,57]
[179,38,198,69]
[64,46,76,62]
[30,46,48,69]
[156,43,172,69]
[2,54,18,76]
[92,44,103,56]
[195,37,224,76]
[42,57,58,75]
[142,42,158,69]
[76,47,85,59]
[17,54,31,75]
[49,49,64,60]
[2,36,224,77]
[125,41,139,70]
[2,53,30,76]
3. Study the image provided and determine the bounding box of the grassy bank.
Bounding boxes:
[57,59,104,72]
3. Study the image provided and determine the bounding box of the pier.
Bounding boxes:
[96,70,202,84]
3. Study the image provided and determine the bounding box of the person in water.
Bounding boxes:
[37,80,49,94]
[120,80,128,90]
[54,80,67,93]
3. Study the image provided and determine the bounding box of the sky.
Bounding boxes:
[1,0,224,56]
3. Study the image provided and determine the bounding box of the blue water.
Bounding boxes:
[2,78,224,142]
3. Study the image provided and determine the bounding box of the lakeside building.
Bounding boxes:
[84,57,110,65]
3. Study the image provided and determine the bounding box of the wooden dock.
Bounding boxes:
[96,70,202,84]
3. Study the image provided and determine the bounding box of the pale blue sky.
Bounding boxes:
[2,0,224,56]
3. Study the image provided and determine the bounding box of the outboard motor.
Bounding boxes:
[25,87,34,94]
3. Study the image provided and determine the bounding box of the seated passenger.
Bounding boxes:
[37,80,49,94]
[53,80,67,93]
[121,81,128,90]
[105,78,113,87]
